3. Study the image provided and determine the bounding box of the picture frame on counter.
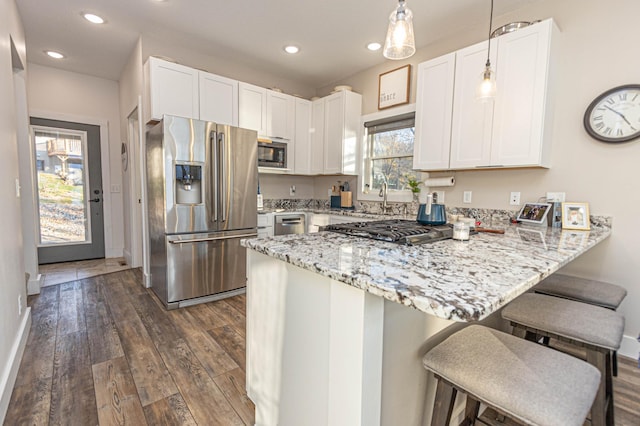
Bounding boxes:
[516,202,552,225]
[561,202,591,230]
[378,64,411,110]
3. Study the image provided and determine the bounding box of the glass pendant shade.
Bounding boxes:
[476,61,497,102]
[383,1,415,60]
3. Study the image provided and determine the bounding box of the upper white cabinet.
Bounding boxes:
[413,53,455,170]
[294,98,312,175]
[413,18,558,171]
[239,83,295,140]
[490,19,555,167]
[144,57,238,125]
[310,99,325,175]
[199,71,238,126]
[144,57,199,124]
[239,82,268,136]
[323,91,361,175]
[267,91,295,140]
[449,39,497,169]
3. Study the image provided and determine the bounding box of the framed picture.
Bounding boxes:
[561,202,591,230]
[516,202,552,225]
[378,64,411,110]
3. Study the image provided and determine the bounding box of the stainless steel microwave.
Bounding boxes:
[257,139,288,169]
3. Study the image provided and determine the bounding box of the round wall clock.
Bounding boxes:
[584,84,640,143]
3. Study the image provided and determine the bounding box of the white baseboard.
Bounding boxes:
[619,333,640,361]
[0,308,31,423]
[106,248,124,258]
[27,274,42,296]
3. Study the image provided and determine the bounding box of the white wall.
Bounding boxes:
[0,0,31,421]
[317,0,640,354]
[26,63,124,258]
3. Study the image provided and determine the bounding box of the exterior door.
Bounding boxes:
[31,117,105,264]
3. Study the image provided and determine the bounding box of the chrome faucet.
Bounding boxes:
[378,181,393,214]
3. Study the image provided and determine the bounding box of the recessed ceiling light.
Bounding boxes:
[367,42,382,51]
[45,50,65,59]
[82,13,105,24]
[284,45,299,54]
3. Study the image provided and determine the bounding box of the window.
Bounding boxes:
[363,112,416,195]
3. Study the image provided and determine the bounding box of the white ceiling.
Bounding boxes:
[17,0,540,88]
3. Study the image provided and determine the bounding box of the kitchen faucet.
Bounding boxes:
[378,181,393,214]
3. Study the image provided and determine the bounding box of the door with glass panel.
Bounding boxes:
[31,117,104,264]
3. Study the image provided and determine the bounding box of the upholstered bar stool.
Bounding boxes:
[534,274,627,375]
[422,325,601,426]
[502,293,624,426]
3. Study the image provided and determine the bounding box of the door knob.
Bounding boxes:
[89,197,101,203]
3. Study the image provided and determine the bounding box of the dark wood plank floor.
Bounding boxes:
[5,268,640,425]
[5,269,253,425]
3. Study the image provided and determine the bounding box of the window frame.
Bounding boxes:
[358,104,421,203]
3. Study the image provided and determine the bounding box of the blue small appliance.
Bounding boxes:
[417,192,446,225]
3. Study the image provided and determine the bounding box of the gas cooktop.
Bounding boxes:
[321,219,453,245]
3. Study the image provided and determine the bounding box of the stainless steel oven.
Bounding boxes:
[258,139,288,169]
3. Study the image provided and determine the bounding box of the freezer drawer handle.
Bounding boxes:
[168,233,257,244]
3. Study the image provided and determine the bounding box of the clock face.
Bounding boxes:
[584,84,640,143]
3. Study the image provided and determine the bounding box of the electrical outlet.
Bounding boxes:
[290,185,296,196]
[510,192,521,206]
[463,191,472,204]
[111,184,121,193]
[434,191,445,203]
[546,192,566,202]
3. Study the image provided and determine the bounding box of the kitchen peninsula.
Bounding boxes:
[242,219,611,425]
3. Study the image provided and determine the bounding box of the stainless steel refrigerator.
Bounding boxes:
[146,115,258,309]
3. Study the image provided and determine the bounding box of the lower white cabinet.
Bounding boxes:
[257,213,274,237]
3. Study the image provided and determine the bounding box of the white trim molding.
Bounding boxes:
[0,308,31,422]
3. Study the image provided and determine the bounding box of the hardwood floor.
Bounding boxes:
[5,269,254,425]
[5,268,640,425]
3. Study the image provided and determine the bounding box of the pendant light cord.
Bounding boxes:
[486,0,494,67]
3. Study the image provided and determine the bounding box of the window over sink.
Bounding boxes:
[360,105,418,202]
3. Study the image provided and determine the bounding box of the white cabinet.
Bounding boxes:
[413,18,557,171]
[310,99,325,174]
[308,213,329,233]
[199,71,238,126]
[491,19,555,167]
[294,98,312,175]
[239,82,267,136]
[449,40,497,169]
[413,53,455,170]
[144,57,199,124]
[144,57,238,126]
[267,91,295,140]
[257,213,274,238]
[323,91,361,175]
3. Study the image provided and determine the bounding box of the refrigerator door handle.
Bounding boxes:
[168,233,258,244]
[219,132,227,223]
[211,130,219,222]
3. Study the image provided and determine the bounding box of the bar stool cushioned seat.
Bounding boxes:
[502,293,624,351]
[534,274,627,310]
[423,325,601,426]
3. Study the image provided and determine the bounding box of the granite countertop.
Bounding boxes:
[242,222,611,322]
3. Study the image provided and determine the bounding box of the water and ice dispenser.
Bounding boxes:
[175,164,203,204]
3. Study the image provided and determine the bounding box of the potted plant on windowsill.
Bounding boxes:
[407,176,421,202]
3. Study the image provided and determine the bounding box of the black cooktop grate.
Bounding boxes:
[322,219,453,245]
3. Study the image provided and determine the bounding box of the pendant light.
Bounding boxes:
[383,0,416,60]
[476,0,497,101]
